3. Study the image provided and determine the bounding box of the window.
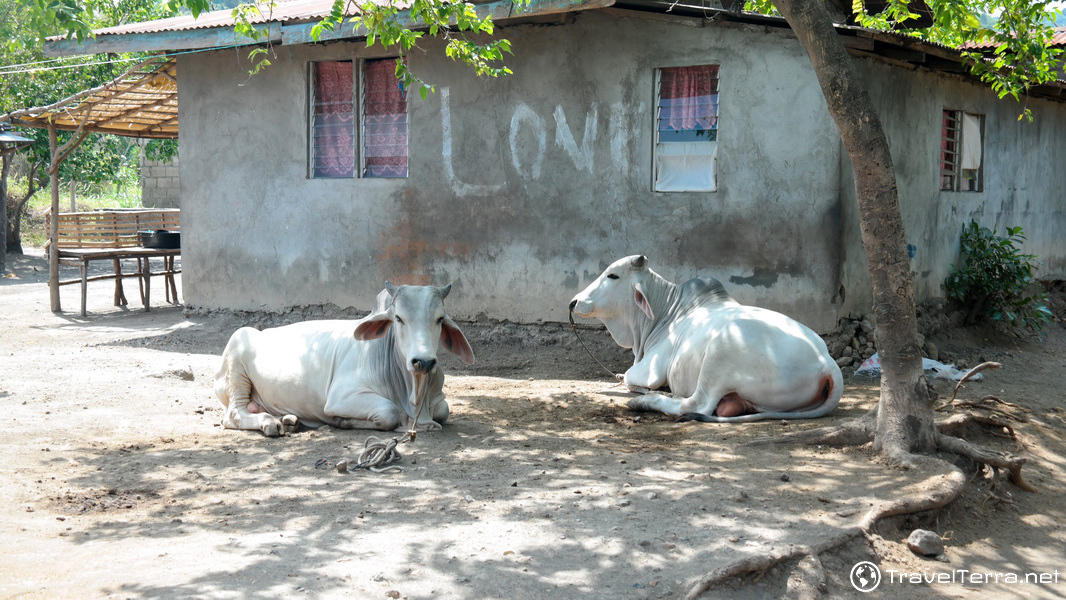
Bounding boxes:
[309,58,408,179]
[311,61,356,178]
[940,109,983,192]
[362,58,409,178]
[654,64,719,192]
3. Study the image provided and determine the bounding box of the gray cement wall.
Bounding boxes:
[177,10,1065,331]
[837,59,1066,320]
[140,155,181,209]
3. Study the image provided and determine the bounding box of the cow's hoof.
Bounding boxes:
[281,414,299,436]
[261,420,283,437]
[626,396,653,412]
[412,420,442,432]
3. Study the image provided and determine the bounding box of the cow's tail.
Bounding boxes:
[678,366,843,423]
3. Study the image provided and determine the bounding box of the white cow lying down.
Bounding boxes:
[215,283,474,437]
[569,255,842,422]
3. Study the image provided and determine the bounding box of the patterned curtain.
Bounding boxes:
[658,65,719,133]
[312,61,355,178]
[363,59,409,178]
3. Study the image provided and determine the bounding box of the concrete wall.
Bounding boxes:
[179,11,844,329]
[140,155,180,209]
[836,58,1066,320]
[177,9,1065,331]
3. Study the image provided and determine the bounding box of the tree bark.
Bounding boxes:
[1,152,9,275]
[773,0,937,461]
[49,124,61,313]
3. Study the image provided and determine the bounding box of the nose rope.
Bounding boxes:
[332,374,430,475]
[569,307,621,381]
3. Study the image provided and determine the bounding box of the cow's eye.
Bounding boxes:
[606,274,620,280]
[395,316,405,325]
[436,317,444,325]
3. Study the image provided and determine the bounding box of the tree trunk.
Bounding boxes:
[49,125,61,313]
[1,152,9,275]
[773,0,937,461]
[7,162,41,255]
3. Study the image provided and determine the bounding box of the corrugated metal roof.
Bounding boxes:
[93,0,389,36]
[962,26,1066,50]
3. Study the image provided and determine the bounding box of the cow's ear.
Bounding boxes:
[633,283,655,321]
[440,315,475,364]
[354,312,392,340]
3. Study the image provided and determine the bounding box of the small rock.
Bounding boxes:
[924,342,940,361]
[385,591,401,599]
[907,529,945,558]
[780,473,791,482]
[645,492,659,500]
[835,356,853,367]
[336,460,349,474]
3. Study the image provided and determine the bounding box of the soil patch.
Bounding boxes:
[2,248,1065,599]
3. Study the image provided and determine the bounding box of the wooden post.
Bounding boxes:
[48,124,61,313]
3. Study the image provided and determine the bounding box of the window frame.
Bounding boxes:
[652,63,721,193]
[360,57,410,179]
[307,57,410,180]
[940,108,984,193]
[308,60,357,180]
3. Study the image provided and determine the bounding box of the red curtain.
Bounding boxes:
[312,61,355,178]
[363,59,409,178]
[658,65,719,132]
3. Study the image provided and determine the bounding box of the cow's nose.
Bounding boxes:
[568,299,578,311]
[411,357,437,373]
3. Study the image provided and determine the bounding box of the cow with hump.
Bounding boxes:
[569,255,842,422]
[215,283,474,437]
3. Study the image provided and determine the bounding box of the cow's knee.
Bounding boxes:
[430,399,450,424]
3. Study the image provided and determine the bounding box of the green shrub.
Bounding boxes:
[944,221,1053,335]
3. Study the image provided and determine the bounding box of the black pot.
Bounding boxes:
[140,230,181,249]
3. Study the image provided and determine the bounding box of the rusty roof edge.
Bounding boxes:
[281,0,616,45]
[616,2,1066,100]
[43,0,615,57]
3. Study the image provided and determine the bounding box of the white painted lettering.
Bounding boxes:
[509,103,547,179]
[441,87,504,196]
[554,105,598,173]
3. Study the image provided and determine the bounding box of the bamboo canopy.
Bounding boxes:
[0,55,178,312]
[0,56,177,140]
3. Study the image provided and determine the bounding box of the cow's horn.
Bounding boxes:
[631,255,648,269]
[385,281,400,297]
[438,283,453,300]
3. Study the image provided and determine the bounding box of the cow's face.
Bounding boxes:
[354,283,475,373]
[570,255,655,348]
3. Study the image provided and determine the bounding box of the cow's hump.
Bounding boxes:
[679,277,734,307]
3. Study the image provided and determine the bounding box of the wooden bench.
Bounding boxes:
[45,208,182,317]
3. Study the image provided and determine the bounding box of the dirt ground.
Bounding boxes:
[2,249,1064,600]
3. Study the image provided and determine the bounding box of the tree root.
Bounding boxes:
[683,465,968,600]
[939,361,1001,407]
[935,432,1037,492]
[683,530,861,600]
[695,366,1039,598]
[745,408,876,447]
